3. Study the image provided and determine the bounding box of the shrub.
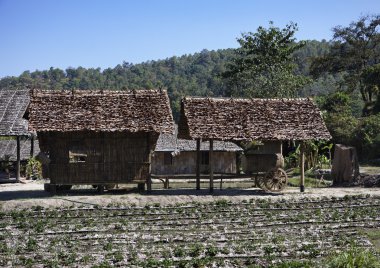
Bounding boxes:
[26,157,42,180]
[355,113,380,160]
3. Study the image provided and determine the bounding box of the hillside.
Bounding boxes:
[0,40,334,119]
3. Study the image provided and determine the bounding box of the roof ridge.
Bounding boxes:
[184,96,310,101]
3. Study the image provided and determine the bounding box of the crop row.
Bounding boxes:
[0,195,379,267]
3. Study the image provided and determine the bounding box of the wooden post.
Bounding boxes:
[147,133,152,193]
[209,139,214,193]
[196,139,201,190]
[30,135,35,157]
[300,142,305,192]
[16,136,21,182]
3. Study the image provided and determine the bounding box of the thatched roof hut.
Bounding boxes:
[178,97,331,141]
[178,96,331,192]
[0,90,33,180]
[27,89,174,192]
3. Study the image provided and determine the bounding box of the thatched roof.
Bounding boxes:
[155,125,242,152]
[28,89,175,133]
[0,139,40,161]
[178,97,331,141]
[0,90,30,136]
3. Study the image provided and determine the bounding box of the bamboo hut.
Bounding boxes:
[26,89,174,192]
[152,125,242,175]
[178,97,331,192]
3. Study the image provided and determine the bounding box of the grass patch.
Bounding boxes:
[324,247,380,268]
[288,176,332,187]
[360,228,380,252]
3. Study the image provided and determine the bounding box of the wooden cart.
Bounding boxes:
[243,142,288,192]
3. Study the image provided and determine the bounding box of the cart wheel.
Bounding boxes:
[105,184,116,190]
[264,168,288,192]
[255,176,267,191]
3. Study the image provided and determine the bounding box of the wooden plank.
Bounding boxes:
[196,138,201,190]
[300,142,305,192]
[209,139,214,193]
[16,136,20,182]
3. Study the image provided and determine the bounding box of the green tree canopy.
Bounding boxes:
[222,21,310,98]
[311,14,380,115]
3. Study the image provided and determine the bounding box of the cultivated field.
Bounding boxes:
[0,186,380,267]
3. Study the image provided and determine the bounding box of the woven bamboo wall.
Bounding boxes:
[38,131,158,185]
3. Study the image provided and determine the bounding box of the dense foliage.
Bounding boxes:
[222,22,310,98]
[311,15,380,115]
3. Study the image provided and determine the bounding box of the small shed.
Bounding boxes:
[178,97,331,192]
[152,125,242,175]
[26,89,174,192]
[0,90,33,180]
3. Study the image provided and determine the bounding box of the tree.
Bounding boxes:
[318,92,358,146]
[311,15,380,115]
[222,21,310,98]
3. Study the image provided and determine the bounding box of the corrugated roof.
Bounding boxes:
[0,90,30,136]
[0,138,40,161]
[28,89,175,134]
[178,97,331,141]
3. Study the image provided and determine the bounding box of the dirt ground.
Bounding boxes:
[1,179,380,211]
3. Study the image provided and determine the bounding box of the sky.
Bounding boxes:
[0,0,379,78]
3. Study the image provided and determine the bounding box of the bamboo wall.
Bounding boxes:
[38,131,158,185]
[152,151,237,175]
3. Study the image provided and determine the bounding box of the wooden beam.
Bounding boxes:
[300,142,305,192]
[209,139,214,193]
[16,136,21,182]
[196,139,201,190]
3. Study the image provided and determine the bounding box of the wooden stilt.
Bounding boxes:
[196,139,201,190]
[300,142,305,192]
[16,136,21,182]
[209,139,214,193]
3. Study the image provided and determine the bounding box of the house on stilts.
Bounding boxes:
[26,89,174,193]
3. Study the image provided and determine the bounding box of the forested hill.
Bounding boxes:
[0,40,333,119]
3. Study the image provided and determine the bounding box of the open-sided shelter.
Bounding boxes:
[153,125,242,175]
[0,139,40,162]
[27,89,174,192]
[0,90,33,180]
[178,97,331,192]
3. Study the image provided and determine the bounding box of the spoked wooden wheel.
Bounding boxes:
[264,168,288,192]
[255,175,267,190]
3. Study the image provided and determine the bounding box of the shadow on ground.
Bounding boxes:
[146,188,280,197]
[0,187,281,201]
